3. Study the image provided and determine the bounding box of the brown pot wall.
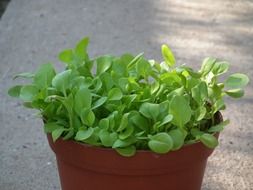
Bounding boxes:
[47,133,219,190]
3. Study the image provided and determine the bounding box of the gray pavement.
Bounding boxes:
[0,0,253,189]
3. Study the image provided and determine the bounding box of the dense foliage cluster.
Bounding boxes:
[8,37,249,156]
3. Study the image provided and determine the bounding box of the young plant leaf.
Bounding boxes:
[151,81,160,94]
[200,57,216,76]
[52,70,72,96]
[139,102,160,121]
[75,127,94,141]
[63,129,75,140]
[157,114,173,127]
[169,95,192,128]
[148,132,173,154]
[199,133,218,148]
[99,130,117,147]
[112,137,136,148]
[191,81,208,105]
[208,120,229,133]
[96,55,113,75]
[52,127,65,142]
[225,73,249,89]
[92,97,107,109]
[213,99,225,113]
[212,61,229,75]
[225,89,244,98]
[161,44,176,67]
[13,72,34,79]
[44,122,62,133]
[74,87,92,114]
[98,118,110,130]
[75,37,89,60]
[127,53,144,69]
[129,112,149,131]
[58,49,73,64]
[194,106,206,121]
[117,113,129,132]
[20,85,39,101]
[108,88,123,101]
[136,59,152,78]
[168,128,185,150]
[160,72,181,85]
[119,125,134,140]
[116,146,136,157]
[8,85,22,97]
[92,77,102,92]
[82,127,100,145]
[191,128,204,137]
[34,63,56,89]
[81,109,95,127]
[100,72,114,91]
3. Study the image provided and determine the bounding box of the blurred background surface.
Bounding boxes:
[0,0,252,189]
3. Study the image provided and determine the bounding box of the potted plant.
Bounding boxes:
[8,37,249,190]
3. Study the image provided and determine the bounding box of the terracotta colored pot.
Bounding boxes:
[47,113,222,190]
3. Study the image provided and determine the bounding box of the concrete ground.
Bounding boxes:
[0,0,252,189]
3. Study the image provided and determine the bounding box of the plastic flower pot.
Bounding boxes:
[47,114,222,190]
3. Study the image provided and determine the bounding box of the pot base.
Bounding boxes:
[56,157,207,190]
[48,134,218,190]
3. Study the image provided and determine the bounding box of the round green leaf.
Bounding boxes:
[168,129,185,150]
[52,70,72,96]
[225,73,249,89]
[98,118,110,130]
[199,133,218,148]
[112,137,136,148]
[119,125,134,140]
[99,130,117,147]
[158,114,173,127]
[225,89,244,98]
[212,61,229,75]
[148,133,173,154]
[200,57,216,76]
[169,95,192,127]
[34,63,56,89]
[129,112,149,131]
[116,146,136,157]
[75,128,94,141]
[20,85,39,101]
[139,102,160,120]
[74,87,92,114]
[117,113,129,132]
[81,109,95,127]
[108,88,123,101]
[96,55,113,75]
[194,106,206,121]
[8,85,22,97]
[191,81,208,105]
